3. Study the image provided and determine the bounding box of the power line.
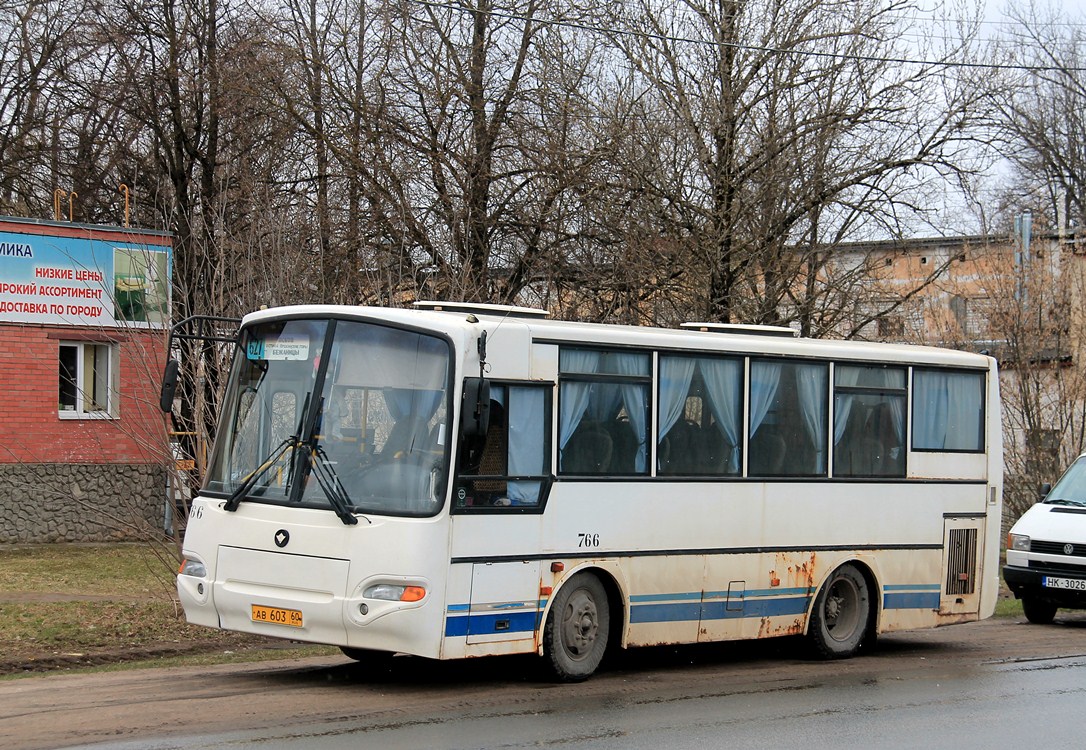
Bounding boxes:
[406,0,1086,73]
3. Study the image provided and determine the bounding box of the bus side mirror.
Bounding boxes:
[1039,482,1052,503]
[461,377,491,438]
[160,359,180,413]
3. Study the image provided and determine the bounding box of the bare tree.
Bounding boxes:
[982,1,1086,522]
[601,0,989,330]
[992,237,1086,522]
[89,0,310,516]
[272,0,622,306]
[0,0,95,215]
[990,0,1086,233]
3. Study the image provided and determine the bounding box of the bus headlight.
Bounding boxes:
[178,557,207,578]
[364,584,426,602]
[1008,533,1031,552]
[176,556,210,605]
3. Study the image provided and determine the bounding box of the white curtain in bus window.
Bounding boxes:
[832,365,906,477]
[912,369,984,451]
[458,384,548,507]
[658,355,742,475]
[507,387,547,504]
[748,360,828,476]
[558,349,649,475]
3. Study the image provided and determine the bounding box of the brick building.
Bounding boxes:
[0,216,171,543]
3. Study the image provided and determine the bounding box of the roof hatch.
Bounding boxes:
[413,300,549,319]
[680,322,799,338]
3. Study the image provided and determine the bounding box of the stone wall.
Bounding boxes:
[0,463,165,544]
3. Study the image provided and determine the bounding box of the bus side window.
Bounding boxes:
[558,349,650,476]
[749,360,827,477]
[833,365,906,478]
[912,369,985,452]
[658,354,742,476]
[456,385,551,509]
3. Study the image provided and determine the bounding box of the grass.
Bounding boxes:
[995,596,1024,618]
[0,543,177,598]
[0,543,334,679]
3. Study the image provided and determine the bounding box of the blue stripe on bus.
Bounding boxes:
[884,583,941,592]
[700,596,811,620]
[632,587,812,604]
[883,591,941,610]
[630,595,811,624]
[445,611,541,637]
[444,583,944,636]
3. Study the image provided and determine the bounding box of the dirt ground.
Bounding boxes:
[0,581,1024,677]
[3,612,1086,750]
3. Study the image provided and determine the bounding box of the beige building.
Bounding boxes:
[832,232,1066,351]
[831,229,1086,520]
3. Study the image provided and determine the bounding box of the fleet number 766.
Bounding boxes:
[577,533,600,548]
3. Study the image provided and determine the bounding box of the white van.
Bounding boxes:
[1005,453,1086,623]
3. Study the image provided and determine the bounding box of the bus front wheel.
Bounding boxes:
[339,646,396,668]
[543,573,610,681]
[807,563,871,659]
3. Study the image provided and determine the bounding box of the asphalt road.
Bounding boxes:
[4,614,1086,750]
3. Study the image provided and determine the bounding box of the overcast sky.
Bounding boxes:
[982,0,1086,30]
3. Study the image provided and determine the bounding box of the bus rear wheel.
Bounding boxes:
[807,563,871,659]
[544,573,610,681]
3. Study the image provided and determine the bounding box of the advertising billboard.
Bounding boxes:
[0,220,172,329]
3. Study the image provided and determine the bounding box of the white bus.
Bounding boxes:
[171,302,1002,680]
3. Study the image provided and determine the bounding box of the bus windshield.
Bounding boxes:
[205,317,451,517]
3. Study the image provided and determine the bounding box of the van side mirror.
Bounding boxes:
[1039,482,1052,502]
[159,359,180,413]
[461,377,491,438]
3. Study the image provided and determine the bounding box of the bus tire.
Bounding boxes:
[544,573,610,681]
[1021,598,1057,624]
[807,563,871,659]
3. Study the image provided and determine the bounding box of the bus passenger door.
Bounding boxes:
[466,561,542,645]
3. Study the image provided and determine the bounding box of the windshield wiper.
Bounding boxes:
[291,395,358,525]
[223,436,297,512]
[224,393,310,512]
[308,445,359,525]
[1045,498,1086,507]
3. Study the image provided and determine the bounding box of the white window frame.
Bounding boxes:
[58,341,118,419]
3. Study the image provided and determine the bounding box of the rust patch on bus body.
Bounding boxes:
[773,551,817,595]
[754,552,818,639]
[782,551,818,591]
[752,552,817,639]
[936,611,979,626]
[757,615,805,638]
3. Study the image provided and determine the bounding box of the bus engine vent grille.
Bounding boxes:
[945,527,978,596]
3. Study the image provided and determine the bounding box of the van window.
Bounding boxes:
[1044,457,1086,507]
